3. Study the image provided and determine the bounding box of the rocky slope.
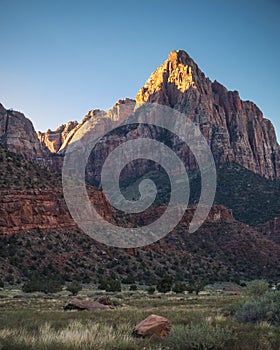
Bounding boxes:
[2,218,280,285]
[0,146,279,284]
[257,218,280,244]
[1,50,280,285]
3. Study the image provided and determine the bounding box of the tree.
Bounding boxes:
[157,277,172,293]
[185,284,195,294]
[186,280,206,295]
[66,281,82,296]
[172,281,186,294]
[105,278,121,292]
[22,274,63,294]
[193,280,206,295]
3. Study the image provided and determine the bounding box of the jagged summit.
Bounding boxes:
[136,50,280,178]
[0,50,279,178]
[136,50,210,105]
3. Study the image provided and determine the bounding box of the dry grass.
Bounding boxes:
[0,292,280,349]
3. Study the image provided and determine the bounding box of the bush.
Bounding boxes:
[227,291,280,324]
[0,279,4,288]
[22,275,63,294]
[157,277,172,293]
[246,280,269,297]
[185,280,206,295]
[165,323,234,350]
[66,281,82,296]
[129,284,138,291]
[146,286,155,295]
[234,298,272,323]
[105,278,121,292]
[185,284,195,294]
[172,281,186,294]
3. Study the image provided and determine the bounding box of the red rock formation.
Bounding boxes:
[136,50,280,179]
[0,104,46,160]
[37,121,78,153]
[0,183,233,235]
[0,189,75,233]
[40,51,279,180]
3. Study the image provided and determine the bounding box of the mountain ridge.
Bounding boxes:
[10,49,277,179]
[1,50,280,285]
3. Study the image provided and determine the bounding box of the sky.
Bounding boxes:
[0,0,279,141]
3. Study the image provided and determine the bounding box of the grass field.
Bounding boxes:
[0,289,280,350]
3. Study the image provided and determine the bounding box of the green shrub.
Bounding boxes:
[246,280,269,297]
[172,281,186,294]
[129,284,137,291]
[66,281,82,296]
[105,278,121,292]
[185,280,206,295]
[157,277,172,293]
[165,323,234,350]
[22,275,63,294]
[228,291,280,324]
[146,286,155,295]
[235,298,272,323]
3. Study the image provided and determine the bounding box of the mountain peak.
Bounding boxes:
[135,50,280,179]
[136,50,209,105]
[167,49,194,66]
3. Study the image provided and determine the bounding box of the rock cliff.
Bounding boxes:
[0,184,233,235]
[136,50,280,179]
[37,121,78,153]
[0,103,46,160]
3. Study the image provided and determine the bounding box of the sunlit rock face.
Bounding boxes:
[136,50,280,179]
[37,121,78,153]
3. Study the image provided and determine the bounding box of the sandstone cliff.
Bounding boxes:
[38,98,136,155]
[136,50,280,179]
[0,103,46,160]
[37,121,78,153]
[0,184,233,235]
[39,50,279,179]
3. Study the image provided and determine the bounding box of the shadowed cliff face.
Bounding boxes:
[136,50,280,179]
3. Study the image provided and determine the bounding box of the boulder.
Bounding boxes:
[64,298,114,311]
[133,314,171,338]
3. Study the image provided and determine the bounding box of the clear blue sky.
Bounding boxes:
[0,0,279,141]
